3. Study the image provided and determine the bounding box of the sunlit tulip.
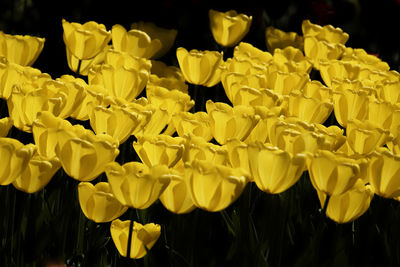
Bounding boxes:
[110,219,161,259]
[307,150,362,196]
[105,162,170,209]
[131,21,177,59]
[225,139,251,179]
[148,60,188,92]
[266,71,309,96]
[0,117,12,137]
[111,24,161,59]
[379,80,400,105]
[78,182,128,223]
[224,57,267,76]
[248,141,306,193]
[367,98,397,131]
[13,150,61,193]
[233,42,273,64]
[209,9,252,47]
[303,36,345,69]
[54,75,87,119]
[132,134,185,168]
[0,138,36,185]
[171,111,213,141]
[272,47,312,74]
[159,168,196,214]
[314,124,346,152]
[333,89,369,128]
[231,85,282,108]
[319,61,361,88]
[341,47,390,71]
[184,159,247,212]
[301,19,349,45]
[176,47,223,87]
[206,100,259,145]
[55,128,119,181]
[265,26,304,52]
[183,135,229,165]
[368,148,400,198]
[66,44,109,76]
[221,72,269,102]
[317,179,374,223]
[88,103,142,144]
[0,31,45,66]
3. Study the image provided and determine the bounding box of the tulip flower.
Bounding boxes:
[182,135,229,165]
[206,100,260,145]
[55,127,119,181]
[303,36,345,69]
[231,85,282,108]
[132,134,185,168]
[266,71,309,96]
[225,139,251,180]
[0,31,45,66]
[111,24,162,59]
[248,142,306,193]
[221,72,268,102]
[317,179,374,223]
[368,148,400,198]
[66,45,109,76]
[0,117,12,137]
[301,19,349,45]
[148,60,188,92]
[379,80,400,105]
[272,47,312,74]
[13,150,61,193]
[208,9,252,47]
[319,61,361,88]
[265,26,304,52]
[78,182,128,223]
[307,150,362,196]
[0,138,36,185]
[110,219,161,259]
[105,162,170,209]
[184,159,247,212]
[233,42,273,64]
[171,111,213,141]
[332,89,369,128]
[176,47,224,87]
[224,56,267,76]
[341,47,390,71]
[301,80,332,100]
[130,21,177,59]
[367,98,397,131]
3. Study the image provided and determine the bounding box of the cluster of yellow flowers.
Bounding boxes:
[1,9,400,259]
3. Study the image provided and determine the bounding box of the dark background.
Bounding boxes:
[0,0,399,78]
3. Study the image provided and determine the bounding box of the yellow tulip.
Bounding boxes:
[78,182,128,223]
[319,61,361,88]
[379,80,400,105]
[248,141,306,193]
[233,42,273,64]
[231,85,282,108]
[184,159,247,212]
[55,128,119,181]
[110,219,161,259]
[303,36,345,69]
[368,148,400,198]
[367,98,397,131]
[0,31,45,66]
[88,103,142,144]
[225,139,251,180]
[317,179,374,223]
[62,19,111,61]
[208,9,252,47]
[314,124,346,152]
[13,150,61,193]
[176,47,223,87]
[65,44,109,76]
[332,89,369,128]
[272,47,312,74]
[301,80,332,101]
[0,138,36,185]
[171,111,213,141]
[265,71,309,96]
[206,100,259,145]
[148,60,188,92]
[182,135,229,165]
[88,61,151,102]
[111,24,161,59]
[130,21,177,59]
[301,19,349,45]
[0,117,12,137]
[132,134,185,168]
[223,57,267,76]
[105,162,170,209]
[221,72,268,102]
[307,150,361,196]
[159,168,196,214]
[265,26,304,52]
[341,47,390,72]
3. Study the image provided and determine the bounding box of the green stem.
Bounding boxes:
[220,210,236,237]
[126,219,134,259]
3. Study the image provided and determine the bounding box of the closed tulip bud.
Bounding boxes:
[209,9,252,47]
[78,182,128,223]
[184,159,247,212]
[182,135,229,165]
[105,162,170,209]
[248,142,306,193]
[88,103,142,144]
[0,138,36,185]
[0,31,45,66]
[110,219,161,259]
[55,128,119,181]
[303,36,345,69]
[13,150,61,193]
[265,26,304,52]
[368,148,400,198]
[307,150,361,196]
[0,117,12,137]
[131,21,177,59]
[171,111,213,141]
[333,89,369,128]
[176,47,223,87]
[317,179,374,223]
[111,24,162,59]
[301,20,349,45]
[133,134,185,168]
[148,60,188,93]
[206,100,259,145]
[62,19,111,61]
[159,168,196,214]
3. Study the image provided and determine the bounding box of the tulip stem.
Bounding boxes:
[221,210,236,237]
[75,59,82,77]
[126,219,134,259]
[322,194,330,215]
